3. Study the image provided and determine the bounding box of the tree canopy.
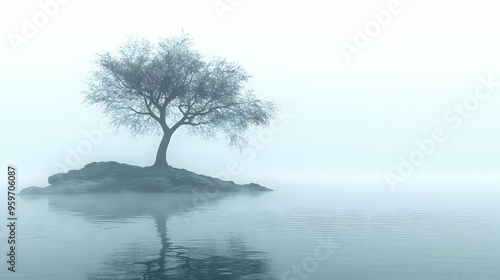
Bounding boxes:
[84,34,277,167]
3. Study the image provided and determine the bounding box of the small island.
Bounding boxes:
[21,34,277,196]
[20,161,271,195]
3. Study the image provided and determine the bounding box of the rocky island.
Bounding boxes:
[19,161,271,195]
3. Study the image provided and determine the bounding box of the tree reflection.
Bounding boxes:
[47,193,275,280]
[136,212,273,279]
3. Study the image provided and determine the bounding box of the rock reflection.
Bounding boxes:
[47,194,275,280]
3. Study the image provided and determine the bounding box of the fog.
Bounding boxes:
[2,0,500,191]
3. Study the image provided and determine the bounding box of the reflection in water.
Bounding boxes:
[17,190,500,280]
[47,194,275,280]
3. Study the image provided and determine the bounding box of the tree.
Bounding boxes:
[84,34,277,168]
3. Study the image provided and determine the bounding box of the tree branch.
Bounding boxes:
[120,106,151,115]
[143,97,161,123]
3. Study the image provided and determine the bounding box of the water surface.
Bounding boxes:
[4,185,500,280]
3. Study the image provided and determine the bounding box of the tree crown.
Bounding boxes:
[84,34,277,148]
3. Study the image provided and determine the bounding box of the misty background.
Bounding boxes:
[2,0,500,191]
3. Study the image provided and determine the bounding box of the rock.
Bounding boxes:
[19,161,272,195]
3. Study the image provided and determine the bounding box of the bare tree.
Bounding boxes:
[84,34,277,168]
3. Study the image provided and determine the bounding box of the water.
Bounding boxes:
[3,185,500,280]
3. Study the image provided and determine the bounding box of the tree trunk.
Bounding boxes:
[153,130,172,168]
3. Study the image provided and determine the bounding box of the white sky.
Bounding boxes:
[2,0,500,190]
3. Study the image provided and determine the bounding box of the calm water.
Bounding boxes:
[3,185,500,280]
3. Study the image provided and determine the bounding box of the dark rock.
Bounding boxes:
[20,161,272,195]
